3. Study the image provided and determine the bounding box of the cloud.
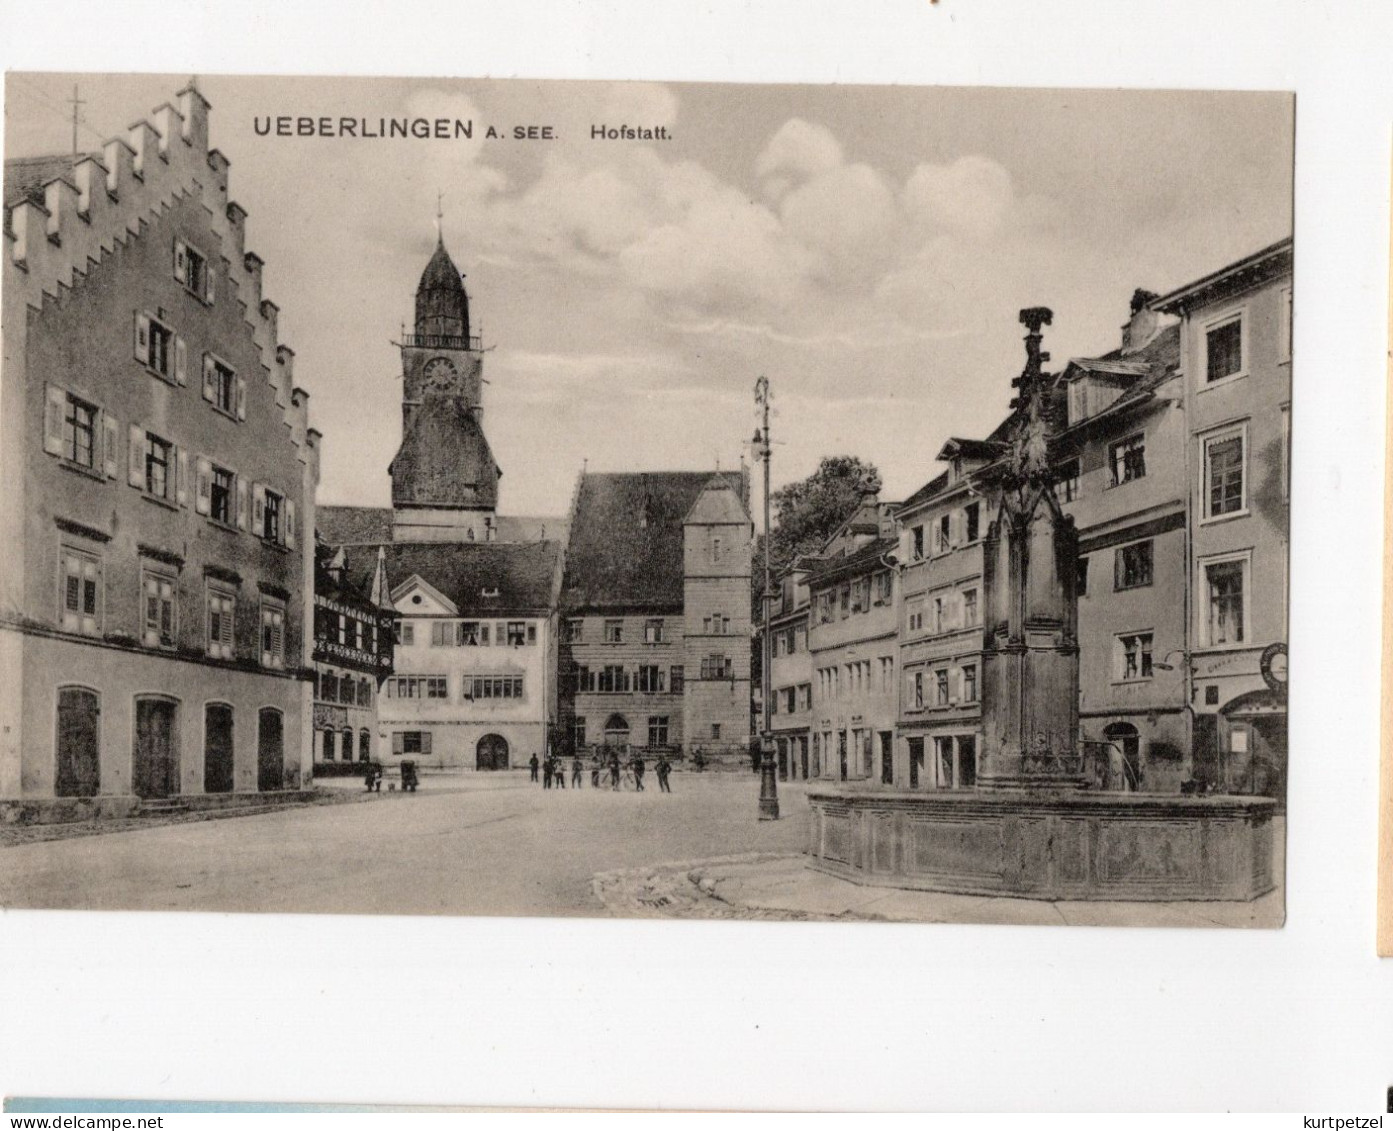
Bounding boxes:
[903,155,1016,239]
[756,118,843,198]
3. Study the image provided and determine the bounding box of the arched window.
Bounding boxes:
[603,714,630,748]
[323,729,336,761]
[359,729,371,762]
[55,686,100,797]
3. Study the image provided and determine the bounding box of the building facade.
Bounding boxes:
[768,564,812,780]
[311,543,395,770]
[807,498,899,784]
[1,85,318,815]
[1053,298,1191,792]
[1157,239,1292,797]
[559,471,752,763]
[893,444,992,791]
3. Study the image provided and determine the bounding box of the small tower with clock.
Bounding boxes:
[390,225,502,541]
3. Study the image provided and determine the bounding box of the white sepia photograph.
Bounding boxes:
[1,74,1293,927]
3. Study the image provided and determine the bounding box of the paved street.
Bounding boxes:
[0,773,1284,924]
[0,772,808,917]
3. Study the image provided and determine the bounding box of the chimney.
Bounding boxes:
[1121,288,1161,355]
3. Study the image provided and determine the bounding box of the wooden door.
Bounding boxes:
[476,733,509,771]
[134,698,178,799]
[204,703,234,794]
[55,688,100,797]
[257,708,284,791]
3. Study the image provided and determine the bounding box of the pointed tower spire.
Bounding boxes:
[371,544,393,609]
[435,189,444,245]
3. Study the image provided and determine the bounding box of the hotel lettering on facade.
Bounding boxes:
[1,86,319,817]
[773,239,1291,799]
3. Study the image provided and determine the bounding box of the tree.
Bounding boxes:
[751,455,883,615]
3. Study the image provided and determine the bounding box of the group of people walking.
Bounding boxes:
[528,751,672,793]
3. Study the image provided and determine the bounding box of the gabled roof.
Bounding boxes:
[390,573,458,616]
[561,470,745,612]
[1054,322,1181,438]
[808,536,898,588]
[342,540,562,616]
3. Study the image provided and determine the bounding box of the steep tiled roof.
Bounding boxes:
[318,506,394,545]
[318,505,567,546]
[561,470,745,612]
[897,470,951,514]
[390,397,499,511]
[3,153,90,216]
[341,540,562,616]
[808,536,898,588]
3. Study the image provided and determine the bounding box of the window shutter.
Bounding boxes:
[422,732,432,755]
[285,499,297,549]
[236,476,249,530]
[143,574,160,646]
[43,385,65,455]
[235,376,247,421]
[173,238,188,284]
[252,482,265,533]
[174,336,188,386]
[202,355,216,402]
[272,610,284,667]
[176,447,190,507]
[128,424,145,487]
[205,264,216,304]
[102,411,119,478]
[392,732,404,755]
[134,313,150,365]
[195,456,212,515]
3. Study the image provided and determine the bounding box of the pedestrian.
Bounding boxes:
[631,753,646,792]
[571,754,583,789]
[609,752,621,791]
[543,756,553,789]
[656,754,672,793]
[590,755,601,789]
[554,755,565,789]
[529,753,539,783]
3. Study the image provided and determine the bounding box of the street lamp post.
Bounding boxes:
[754,376,779,821]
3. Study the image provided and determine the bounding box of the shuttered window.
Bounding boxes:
[260,601,285,669]
[59,547,101,636]
[141,567,176,648]
[206,586,235,659]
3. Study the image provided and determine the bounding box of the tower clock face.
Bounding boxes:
[422,357,458,393]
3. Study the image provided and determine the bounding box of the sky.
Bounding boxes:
[5,74,1293,520]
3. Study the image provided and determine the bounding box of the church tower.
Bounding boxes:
[390,225,502,542]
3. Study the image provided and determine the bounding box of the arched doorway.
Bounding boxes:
[1103,722,1141,791]
[134,696,179,799]
[1221,690,1287,799]
[476,733,509,771]
[602,714,630,754]
[258,707,284,792]
[55,686,100,798]
[204,703,234,794]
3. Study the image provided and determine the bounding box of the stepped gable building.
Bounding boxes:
[1,84,319,816]
[558,470,753,764]
[317,233,564,770]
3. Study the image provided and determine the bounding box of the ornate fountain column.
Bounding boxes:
[977,308,1083,790]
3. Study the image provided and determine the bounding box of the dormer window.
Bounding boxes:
[481,586,500,598]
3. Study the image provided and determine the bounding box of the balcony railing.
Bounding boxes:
[401,332,481,351]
